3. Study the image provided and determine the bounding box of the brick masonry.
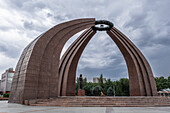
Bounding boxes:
[27,96,170,107]
[8,18,95,104]
[78,90,85,96]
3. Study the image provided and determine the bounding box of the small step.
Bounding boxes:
[28,96,170,107]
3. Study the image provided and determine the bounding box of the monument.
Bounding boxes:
[9,18,157,104]
[78,74,85,96]
[79,74,83,89]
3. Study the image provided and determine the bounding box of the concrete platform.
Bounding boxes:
[0,97,8,100]
[26,96,170,107]
[1,101,170,113]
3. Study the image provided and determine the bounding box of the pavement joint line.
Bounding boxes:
[144,107,170,112]
[105,107,114,113]
[1,101,170,113]
[17,108,59,113]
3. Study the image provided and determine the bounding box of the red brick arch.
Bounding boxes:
[9,18,157,104]
[9,18,95,103]
[59,26,157,97]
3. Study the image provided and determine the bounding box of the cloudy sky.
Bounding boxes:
[0,0,170,81]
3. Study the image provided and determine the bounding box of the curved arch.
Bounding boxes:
[60,27,157,96]
[112,27,157,96]
[58,29,92,96]
[107,28,157,96]
[9,18,157,104]
[9,18,95,103]
[59,28,96,96]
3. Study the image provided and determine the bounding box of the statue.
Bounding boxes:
[79,74,83,89]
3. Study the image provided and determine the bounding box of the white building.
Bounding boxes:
[0,80,1,95]
[93,77,106,83]
[0,68,14,94]
[158,88,170,97]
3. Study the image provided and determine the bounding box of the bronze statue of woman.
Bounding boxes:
[79,74,83,89]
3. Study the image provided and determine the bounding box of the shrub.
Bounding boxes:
[3,93,10,98]
[92,85,103,96]
[107,87,114,96]
[83,85,92,96]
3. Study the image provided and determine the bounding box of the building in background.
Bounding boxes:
[93,77,106,83]
[0,80,2,95]
[158,88,170,97]
[0,68,14,94]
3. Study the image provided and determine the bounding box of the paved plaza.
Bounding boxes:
[0,101,170,113]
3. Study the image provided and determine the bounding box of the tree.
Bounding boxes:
[115,80,122,96]
[103,78,113,95]
[76,75,170,96]
[98,74,104,88]
[168,76,170,88]
[83,77,87,86]
[83,82,98,96]
[155,76,169,91]
[107,87,114,96]
[115,78,129,96]
[120,78,129,96]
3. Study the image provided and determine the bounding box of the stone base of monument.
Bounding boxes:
[78,89,85,96]
[28,96,170,107]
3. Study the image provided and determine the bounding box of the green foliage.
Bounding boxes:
[103,78,113,95]
[98,74,104,88]
[155,76,170,91]
[3,93,9,98]
[115,78,129,96]
[92,85,103,96]
[83,82,98,96]
[75,74,170,96]
[83,77,87,86]
[83,85,91,96]
[75,75,129,96]
[107,87,114,96]
[168,76,170,88]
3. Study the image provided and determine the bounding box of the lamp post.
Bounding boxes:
[113,85,115,97]
[111,78,116,97]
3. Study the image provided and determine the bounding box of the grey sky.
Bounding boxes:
[0,0,170,81]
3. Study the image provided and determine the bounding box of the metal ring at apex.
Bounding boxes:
[92,20,114,31]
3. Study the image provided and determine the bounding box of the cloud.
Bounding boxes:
[0,0,170,80]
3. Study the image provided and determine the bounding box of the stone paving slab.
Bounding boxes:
[0,101,170,113]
